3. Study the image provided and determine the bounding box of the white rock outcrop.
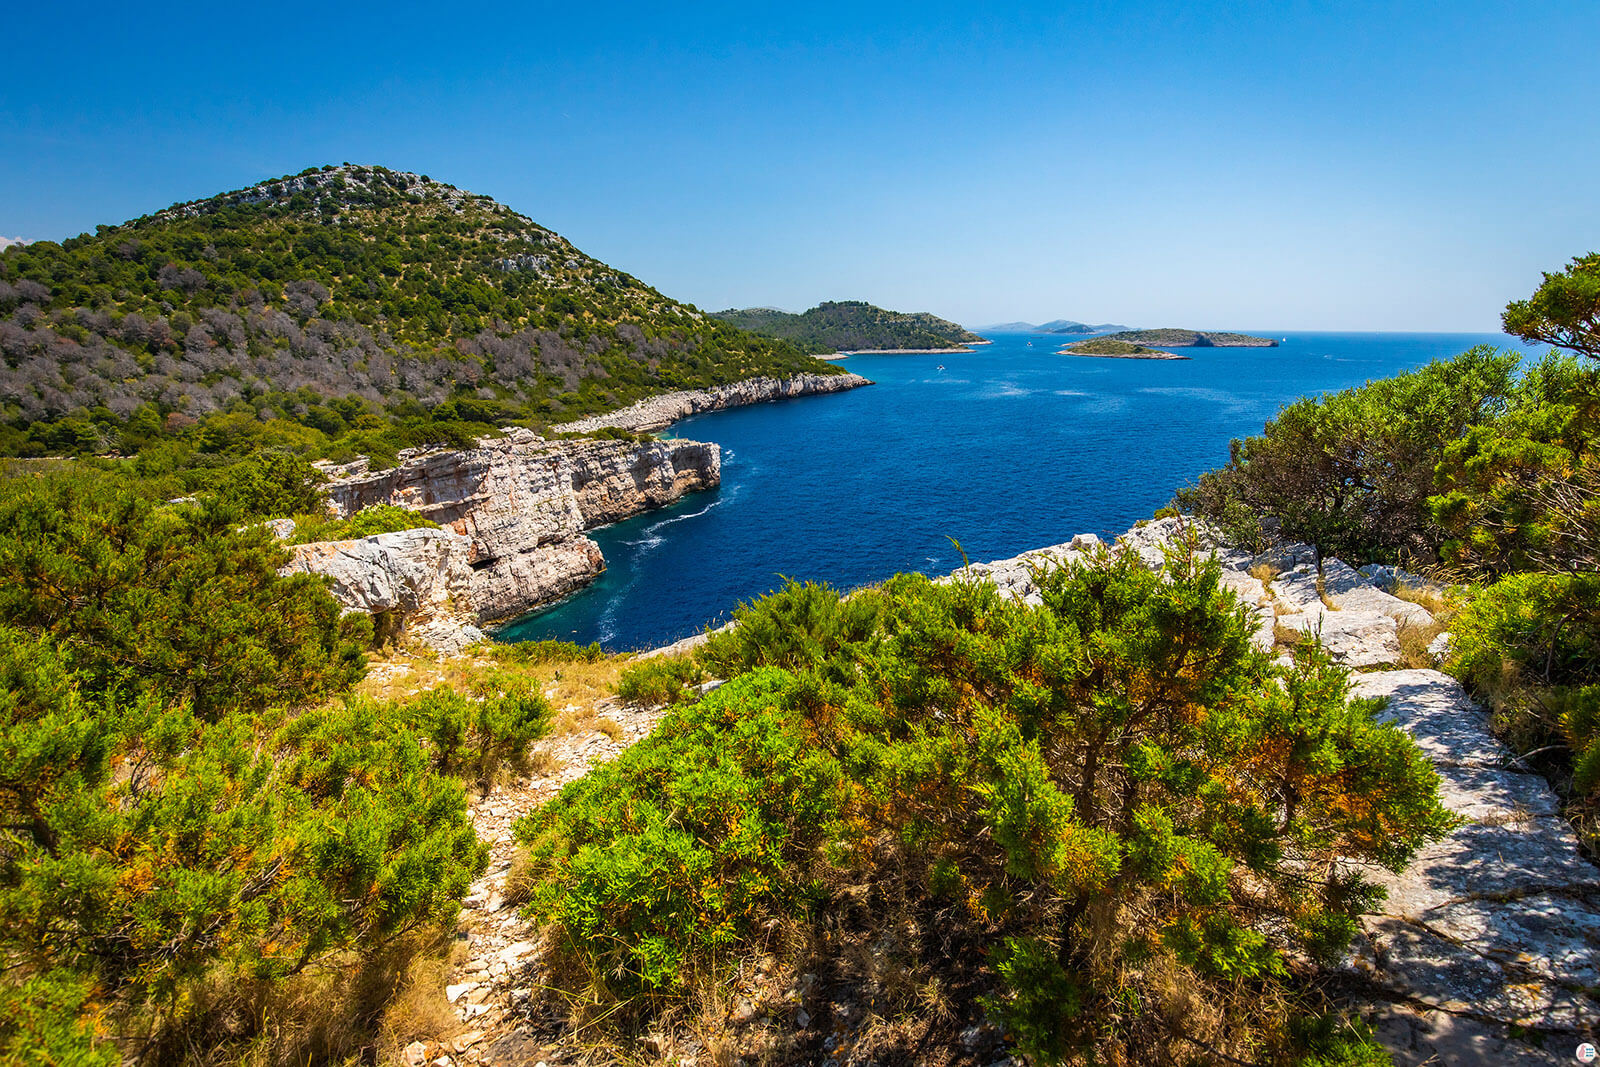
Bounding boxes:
[554,372,871,434]
[1348,670,1600,1063]
[318,428,720,625]
[283,528,486,653]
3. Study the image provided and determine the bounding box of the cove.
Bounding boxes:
[498,332,1538,651]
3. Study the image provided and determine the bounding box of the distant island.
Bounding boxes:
[713,301,983,354]
[977,318,1130,335]
[1061,338,1189,360]
[1097,328,1279,347]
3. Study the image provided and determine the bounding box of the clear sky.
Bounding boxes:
[4,1,1597,331]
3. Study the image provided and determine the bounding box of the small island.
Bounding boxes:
[1060,338,1190,360]
[1095,328,1279,347]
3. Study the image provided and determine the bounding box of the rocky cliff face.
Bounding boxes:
[314,428,720,626]
[555,372,871,434]
[282,527,486,653]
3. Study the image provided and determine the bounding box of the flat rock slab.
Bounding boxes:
[1348,670,1600,1037]
[1324,558,1435,626]
[1278,607,1401,666]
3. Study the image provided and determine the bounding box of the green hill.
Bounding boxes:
[1098,328,1279,347]
[0,164,838,461]
[712,300,984,353]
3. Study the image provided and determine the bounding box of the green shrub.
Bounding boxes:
[0,474,487,1063]
[697,578,884,682]
[0,474,367,720]
[0,637,485,1053]
[518,547,1452,1061]
[1450,571,1600,803]
[489,638,607,665]
[0,971,116,1066]
[1174,345,1544,561]
[615,655,704,707]
[379,677,553,782]
[288,503,440,544]
[214,448,327,519]
[517,668,845,994]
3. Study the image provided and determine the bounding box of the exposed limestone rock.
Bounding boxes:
[1346,670,1600,1054]
[1276,606,1402,667]
[553,372,872,434]
[318,429,720,625]
[943,533,1104,606]
[1324,558,1435,626]
[284,528,486,653]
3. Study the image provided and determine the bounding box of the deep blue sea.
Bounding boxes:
[499,332,1540,651]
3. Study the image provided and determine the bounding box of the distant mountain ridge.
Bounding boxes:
[713,301,983,354]
[976,319,1130,335]
[0,163,839,458]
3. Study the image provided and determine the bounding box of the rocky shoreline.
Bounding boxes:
[1057,347,1190,360]
[554,371,871,434]
[285,430,719,648]
[288,373,871,648]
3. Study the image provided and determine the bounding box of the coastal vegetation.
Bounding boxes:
[1100,328,1279,347]
[0,154,1594,1065]
[711,300,983,353]
[0,164,838,479]
[1177,251,1600,851]
[517,552,1447,1065]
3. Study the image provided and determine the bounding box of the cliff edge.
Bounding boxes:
[304,429,719,633]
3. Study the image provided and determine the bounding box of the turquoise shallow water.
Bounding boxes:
[498,332,1539,650]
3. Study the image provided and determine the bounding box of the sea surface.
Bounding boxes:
[498,332,1541,650]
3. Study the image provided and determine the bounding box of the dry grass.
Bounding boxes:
[500,849,540,908]
[524,748,561,777]
[355,646,627,710]
[553,702,599,737]
[122,928,460,1067]
[1394,580,1450,618]
[375,935,468,1063]
[595,717,625,742]
[1248,561,1280,585]
[1274,623,1309,649]
[1397,618,1448,669]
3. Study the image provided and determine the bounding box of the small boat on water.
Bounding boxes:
[936,364,945,371]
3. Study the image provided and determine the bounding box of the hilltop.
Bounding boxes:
[712,300,983,353]
[0,164,838,461]
[1099,328,1278,347]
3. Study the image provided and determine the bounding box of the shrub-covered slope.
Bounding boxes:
[712,300,984,353]
[0,164,836,458]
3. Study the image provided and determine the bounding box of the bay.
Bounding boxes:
[497,331,1541,651]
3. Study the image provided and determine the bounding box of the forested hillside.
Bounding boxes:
[0,164,836,463]
[712,300,984,352]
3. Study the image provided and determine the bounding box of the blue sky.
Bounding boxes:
[4,1,1597,330]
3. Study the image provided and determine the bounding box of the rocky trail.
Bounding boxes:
[404,519,1599,1066]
